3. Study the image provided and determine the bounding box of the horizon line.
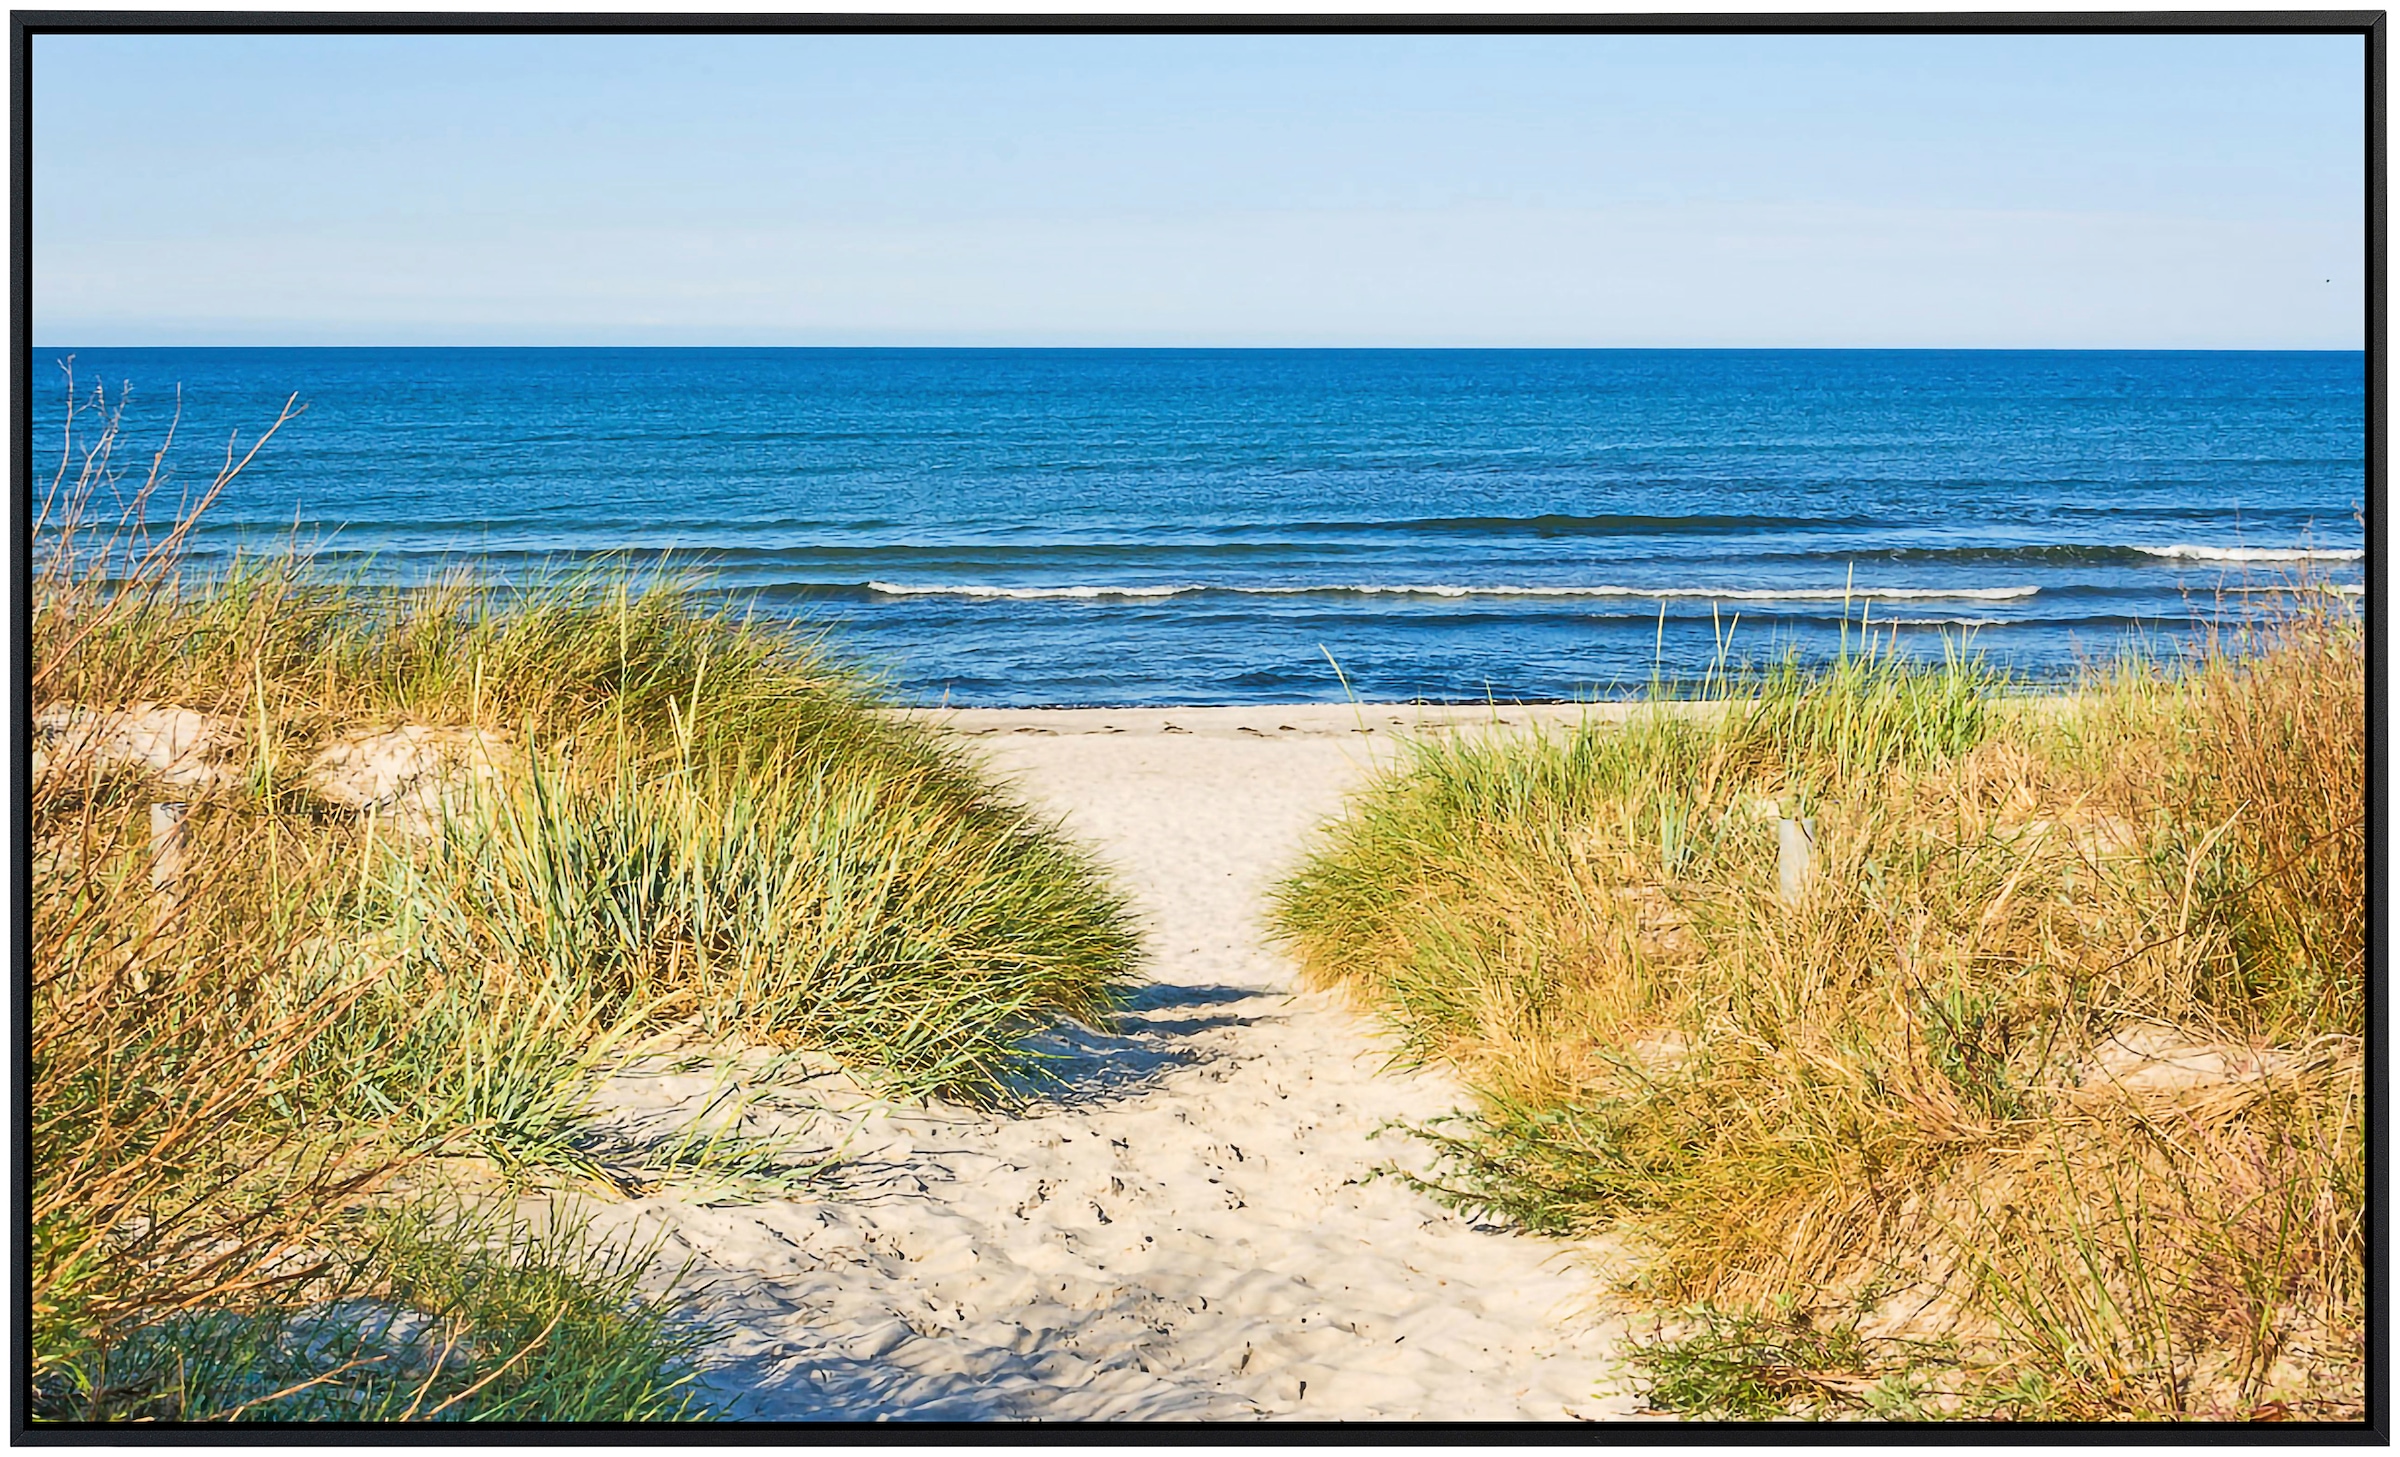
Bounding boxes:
[25,341,2370,353]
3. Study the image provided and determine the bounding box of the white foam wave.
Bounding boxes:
[1280,584,2044,602]
[865,581,1191,600]
[863,581,2042,603]
[2137,544,2364,564]
[1872,617,2005,627]
[2231,582,2366,596]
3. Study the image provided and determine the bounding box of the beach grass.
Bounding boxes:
[1271,602,2364,1420]
[31,380,1142,1420]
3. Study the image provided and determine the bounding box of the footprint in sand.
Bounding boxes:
[578,704,1638,1422]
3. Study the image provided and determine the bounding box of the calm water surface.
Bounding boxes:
[30,348,2367,705]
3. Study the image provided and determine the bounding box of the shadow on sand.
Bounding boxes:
[998,981,1278,1109]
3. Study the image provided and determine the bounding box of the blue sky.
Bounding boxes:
[33,32,2367,347]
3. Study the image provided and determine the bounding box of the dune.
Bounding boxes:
[571,703,1646,1421]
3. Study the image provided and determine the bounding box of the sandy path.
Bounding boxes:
[579,704,1641,1421]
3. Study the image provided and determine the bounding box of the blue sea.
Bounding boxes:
[30,348,2366,706]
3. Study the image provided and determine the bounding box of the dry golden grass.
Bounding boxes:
[31,375,1140,1420]
[1274,608,2364,1420]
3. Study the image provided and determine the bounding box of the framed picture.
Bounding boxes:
[17,10,2379,1433]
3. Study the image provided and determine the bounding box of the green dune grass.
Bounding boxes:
[31,382,1141,1421]
[1273,612,2363,1420]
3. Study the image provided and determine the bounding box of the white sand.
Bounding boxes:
[573,704,1650,1421]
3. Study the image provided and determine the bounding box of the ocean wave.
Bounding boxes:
[864,581,1191,600]
[862,581,2042,603]
[1260,512,1883,537]
[2230,582,2366,596]
[2135,544,2365,563]
[1865,617,2005,627]
[1797,542,2366,568]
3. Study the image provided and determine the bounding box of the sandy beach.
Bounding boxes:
[573,704,1646,1421]
[33,35,2369,1424]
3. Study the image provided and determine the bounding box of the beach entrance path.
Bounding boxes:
[581,704,1638,1421]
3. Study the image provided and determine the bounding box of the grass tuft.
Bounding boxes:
[32,374,1141,1421]
[1273,606,2364,1420]
[1629,1301,1959,1420]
